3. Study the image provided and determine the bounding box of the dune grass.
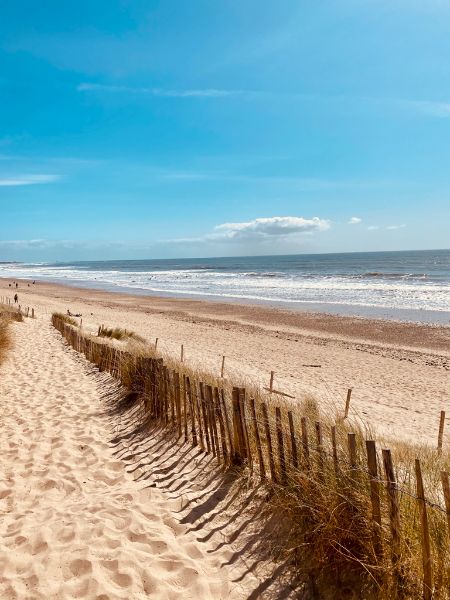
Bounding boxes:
[0,304,24,323]
[51,312,450,598]
[97,324,145,343]
[52,312,79,327]
[0,318,11,366]
[0,303,23,365]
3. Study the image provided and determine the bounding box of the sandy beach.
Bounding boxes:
[2,278,449,447]
[0,310,249,599]
[1,278,449,598]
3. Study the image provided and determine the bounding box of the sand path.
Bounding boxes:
[0,317,236,599]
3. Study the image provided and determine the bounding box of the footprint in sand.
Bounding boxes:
[69,558,93,577]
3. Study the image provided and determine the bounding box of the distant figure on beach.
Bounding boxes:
[33,280,35,284]
[14,293,18,304]
[8,283,11,287]
[15,283,18,288]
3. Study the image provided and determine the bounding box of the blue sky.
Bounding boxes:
[1,0,450,261]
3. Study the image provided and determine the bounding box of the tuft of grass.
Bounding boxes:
[0,319,10,365]
[0,301,26,365]
[98,325,145,343]
[0,304,23,323]
[53,312,79,327]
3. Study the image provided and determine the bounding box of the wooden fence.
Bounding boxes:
[51,313,449,598]
[0,297,35,319]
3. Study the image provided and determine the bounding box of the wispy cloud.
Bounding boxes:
[77,82,450,119]
[386,223,407,230]
[0,174,60,186]
[348,217,362,225]
[77,83,245,98]
[367,224,407,231]
[0,239,52,249]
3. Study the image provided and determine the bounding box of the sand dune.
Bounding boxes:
[0,316,239,599]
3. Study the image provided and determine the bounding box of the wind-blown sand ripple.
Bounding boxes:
[0,317,236,599]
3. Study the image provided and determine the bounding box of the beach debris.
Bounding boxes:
[263,370,295,399]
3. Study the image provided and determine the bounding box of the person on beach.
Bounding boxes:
[14,293,18,304]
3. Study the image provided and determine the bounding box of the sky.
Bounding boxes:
[1,0,450,262]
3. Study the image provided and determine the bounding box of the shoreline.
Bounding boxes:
[1,276,449,353]
[1,267,449,325]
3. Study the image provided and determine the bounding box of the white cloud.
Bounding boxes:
[208,216,330,242]
[77,83,243,98]
[367,225,379,231]
[0,174,60,186]
[348,217,362,225]
[386,224,406,230]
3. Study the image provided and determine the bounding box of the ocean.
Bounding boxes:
[1,249,449,323]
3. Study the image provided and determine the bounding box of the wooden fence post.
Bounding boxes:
[348,433,357,471]
[365,440,383,560]
[182,375,188,442]
[331,425,339,476]
[250,398,265,480]
[220,389,233,460]
[382,449,402,588]
[441,471,450,543]
[174,372,182,437]
[261,402,277,482]
[207,385,220,460]
[238,388,252,469]
[221,355,225,378]
[186,377,197,446]
[344,388,352,418]
[231,387,244,464]
[214,388,229,464]
[438,410,445,454]
[200,383,212,454]
[315,422,324,479]
[276,407,287,484]
[287,411,298,469]
[415,459,433,600]
[195,382,205,451]
[301,417,310,470]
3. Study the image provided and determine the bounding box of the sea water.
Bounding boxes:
[1,250,449,323]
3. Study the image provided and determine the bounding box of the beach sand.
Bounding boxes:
[0,315,251,599]
[1,278,449,598]
[2,278,448,446]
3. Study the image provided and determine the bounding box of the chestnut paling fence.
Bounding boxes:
[0,297,35,320]
[51,313,450,598]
